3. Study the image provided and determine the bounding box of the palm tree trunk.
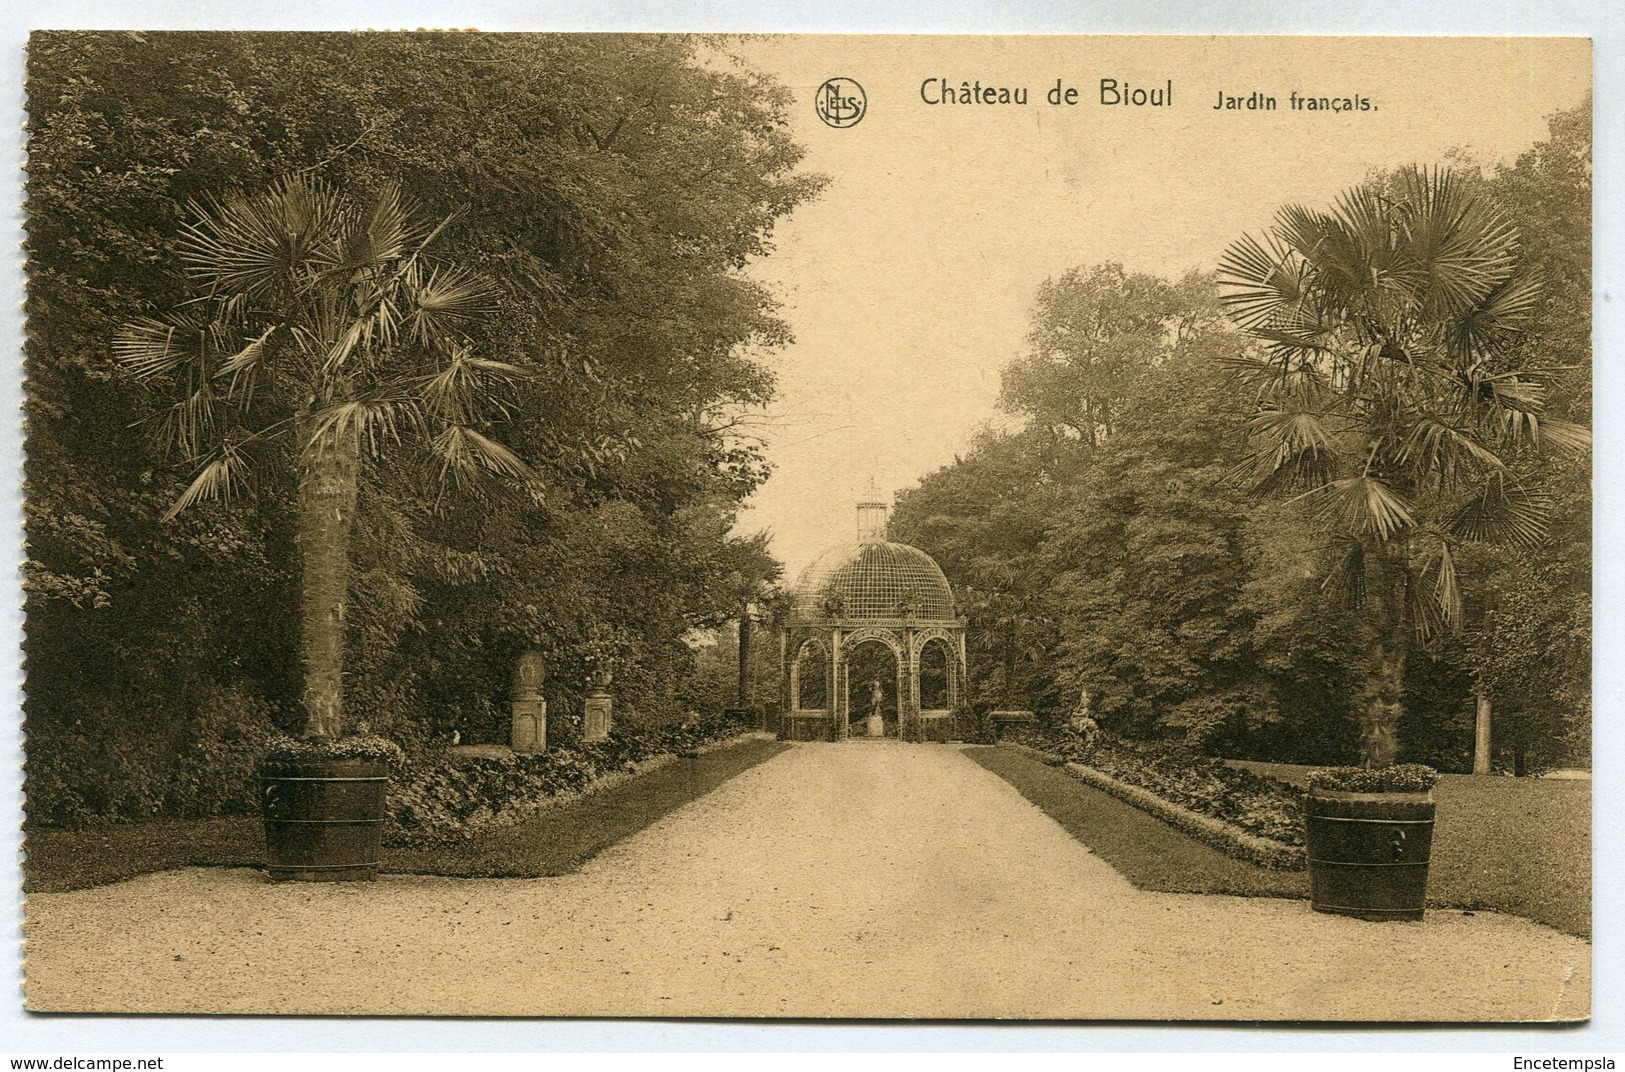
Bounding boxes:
[1357,541,1408,768]
[296,422,361,739]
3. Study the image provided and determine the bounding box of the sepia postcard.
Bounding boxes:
[18,32,1593,1021]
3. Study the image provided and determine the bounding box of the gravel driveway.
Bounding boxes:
[24,741,1589,1019]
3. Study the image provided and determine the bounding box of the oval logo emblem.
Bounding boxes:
[815,77,867,128]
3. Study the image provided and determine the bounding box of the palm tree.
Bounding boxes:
[1217,166,1588,767]
[115,175,533,740]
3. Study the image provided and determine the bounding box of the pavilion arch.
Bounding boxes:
[778,496,969,743]
[918,636,954,712]
[792,637,832,712]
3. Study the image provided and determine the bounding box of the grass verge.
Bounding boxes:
[970,745,1591,938]
[968,745,1307,900]
[25,737,789,892]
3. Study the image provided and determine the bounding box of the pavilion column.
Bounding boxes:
[832,628,846,740]
[787,635,800,714]
[902,630,918,742]
[778,630,789,714]
[949,633,962,708]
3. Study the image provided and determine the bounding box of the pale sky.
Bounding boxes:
[727,35,1591,577]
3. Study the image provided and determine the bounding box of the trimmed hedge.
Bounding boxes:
[1012,726,1306,844]
[386,709,755,844]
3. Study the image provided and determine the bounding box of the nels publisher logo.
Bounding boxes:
[815,77,866,128]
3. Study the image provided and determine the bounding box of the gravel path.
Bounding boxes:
[24,741,1589,1019]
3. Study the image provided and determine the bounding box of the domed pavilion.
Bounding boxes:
[779,494,968,742]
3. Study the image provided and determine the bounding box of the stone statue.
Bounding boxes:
[1066,687,1100,761]
[866,678,885,737]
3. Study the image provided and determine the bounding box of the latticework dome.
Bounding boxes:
[790,540,957,623]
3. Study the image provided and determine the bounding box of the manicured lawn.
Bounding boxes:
[24,817,264,894]
[1428,773,1590,938]
[971,746,1591,938]
[25,738,789,893]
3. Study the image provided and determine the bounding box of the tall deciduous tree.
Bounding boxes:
[1217,166,1588,767]
[1451,99,1592,773]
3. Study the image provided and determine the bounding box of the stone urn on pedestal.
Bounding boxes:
[510,649,547,753]
[583,668,613,742]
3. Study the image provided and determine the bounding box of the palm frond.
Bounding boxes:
[179,175,349,301]
[163,445,252,520]
[1216,231,1316,338]
[416,348,527,425]
[1413,537,1463,639]
[336,181,413,273]
[1444,474,1552,549]
[1536,417,1592,454]
[1319,537,1367,610]
[1448,269,1543,357]
[215,324,278,377]
[1398,414,1506,482]
[403,261,499,346]
[308,395,422,459]
[155,385,227,458]
[1396,167,1520,320]
[1238,408,1340,491]
[113,317,200,381]
[1294,475,1414,540]
[429,424,535,489]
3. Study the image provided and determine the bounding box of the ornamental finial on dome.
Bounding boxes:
[856,478,887,542]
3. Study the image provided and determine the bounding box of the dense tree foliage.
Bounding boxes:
[1461,100,1592,772]
[892,103,1590,773]
[24,32,822,821]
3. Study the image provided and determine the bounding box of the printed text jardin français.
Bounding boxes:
[919,77,1375,113]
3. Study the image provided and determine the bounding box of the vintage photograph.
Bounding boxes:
[19,32,1592,1019]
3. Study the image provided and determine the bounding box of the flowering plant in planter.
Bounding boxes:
[576,626,630,685]
[1308,764,1437,794]
[262,734,408,770]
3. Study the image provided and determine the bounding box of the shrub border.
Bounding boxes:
[1005,743,1306,871]
[387,729,768,846]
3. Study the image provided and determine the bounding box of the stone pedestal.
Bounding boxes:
[510,649,547,753]
[511,699,547,753]
[583,689,612,742]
